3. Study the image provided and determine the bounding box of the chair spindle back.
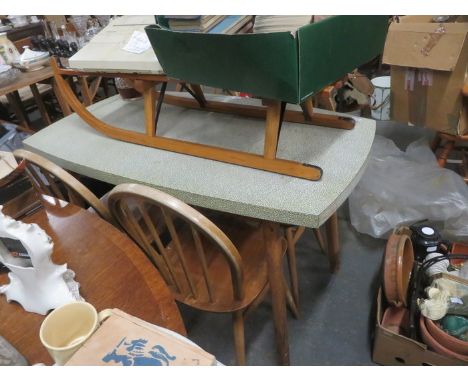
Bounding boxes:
[108,183,245,305]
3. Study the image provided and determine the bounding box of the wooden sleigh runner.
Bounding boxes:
[52,16,389,181]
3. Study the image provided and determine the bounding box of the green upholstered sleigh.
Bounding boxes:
[143,16,388,180]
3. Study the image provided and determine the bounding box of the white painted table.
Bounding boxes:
[24,93,375,365]
[69,16,163,74]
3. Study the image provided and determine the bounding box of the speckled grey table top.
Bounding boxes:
[24,93,375,228]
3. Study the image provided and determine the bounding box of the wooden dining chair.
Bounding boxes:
[430,81,468,183]
[12,149,113,223]
[108,183,295,365]
[196,207,328,313]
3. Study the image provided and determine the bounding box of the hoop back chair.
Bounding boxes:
[13,149,112,222]
[108,183,286,365]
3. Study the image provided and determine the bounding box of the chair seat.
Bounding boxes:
[164,214,273,313]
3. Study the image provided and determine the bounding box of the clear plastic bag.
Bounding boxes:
[349,135,468,240]
[0,122,30,152]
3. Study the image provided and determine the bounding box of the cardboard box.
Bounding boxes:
[383,16,468,136]
[65,309,217,366]
[147,16,389,104]
[372,288,468,366]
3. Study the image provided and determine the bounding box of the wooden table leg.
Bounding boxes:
[6,91,31,129]
[312,227,327,254]
[78,77,93,106]
[462,149,468,184]
[325,212,340,273]
[29,84,52,126]
[436,139,455,168]
[52,78,72,117]
[262,221,290,365]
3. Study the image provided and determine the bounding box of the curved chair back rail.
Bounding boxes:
[12,149,113,222]
[107,183,246,308]
[0,158,26,188]
[146,15,389,103]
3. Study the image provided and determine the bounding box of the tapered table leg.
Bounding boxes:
[30,84,52,125]
[6,91,30,129]
[325,212,340,273]
[262,221,289,365]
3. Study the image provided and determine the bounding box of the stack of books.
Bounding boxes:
[253,15,313,33]
[252,16,333,34]
[208,15,253,34]
[166,15,225,33]
[165,15,253,34]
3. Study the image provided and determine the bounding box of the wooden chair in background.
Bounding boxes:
[12,37,33,54]
[13,149,113,222]
[108,183,296,365]
[431,81,468,183]
[0,152,41,219]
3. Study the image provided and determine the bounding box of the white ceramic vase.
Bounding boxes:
[0,207,81,315]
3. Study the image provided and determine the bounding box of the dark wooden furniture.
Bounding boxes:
[0,152,40,220]
[6,22,44,43]
[0,66,71,129]
[0,196,186,365]
[431,82,468,182]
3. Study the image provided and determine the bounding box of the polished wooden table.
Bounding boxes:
[0,66,71,130]
[0,197,186,365]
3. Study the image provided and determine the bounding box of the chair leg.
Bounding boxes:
[313,227,327,254]
[243,283,270,319]
[232,310,246,366]
[285,227,300,309]
[436,139,455,168]
[283,275,299,319]
[285,225,326,310]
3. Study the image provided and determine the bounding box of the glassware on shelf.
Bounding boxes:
[95,15,111,28]
[48,21,60,40]
[84,26,100,42]
[71,15,90,37]
[60,25,78,46]
[41,19,52,39]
